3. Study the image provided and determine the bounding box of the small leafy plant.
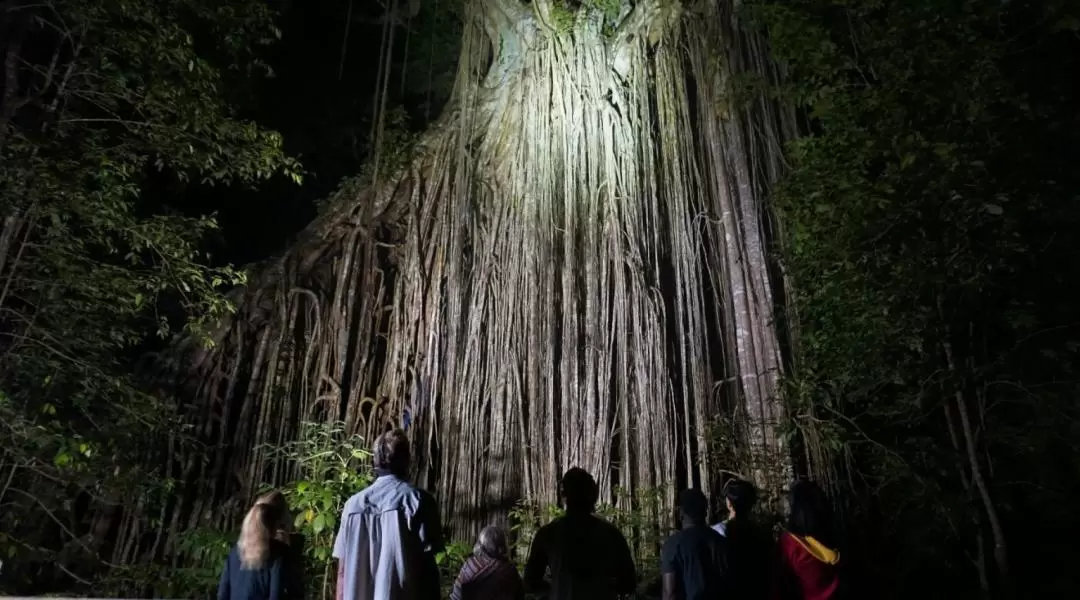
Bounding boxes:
[260,421,374,600]
[435,539,473,597]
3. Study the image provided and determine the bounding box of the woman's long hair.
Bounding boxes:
[787,479,836,546]
[238,502,282,569]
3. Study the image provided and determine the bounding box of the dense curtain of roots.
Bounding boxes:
[130,0,799,556]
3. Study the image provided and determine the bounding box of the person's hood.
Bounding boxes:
[791,533,840,565]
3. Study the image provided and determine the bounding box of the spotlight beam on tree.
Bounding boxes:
[163,0,795,540]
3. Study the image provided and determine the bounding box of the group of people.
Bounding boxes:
[218,428,842,600]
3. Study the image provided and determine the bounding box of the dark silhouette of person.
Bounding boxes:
[660,489,729,600]
[770,480,842,600]
[523,468,637,600]
[715,479,771,599]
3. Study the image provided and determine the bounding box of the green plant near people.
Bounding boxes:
[434,539,473,597]
[259,421,374,600]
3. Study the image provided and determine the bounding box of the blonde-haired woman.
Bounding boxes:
[218,499,302,600]
[256,490,305,595]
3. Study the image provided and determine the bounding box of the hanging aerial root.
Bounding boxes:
[152,0,796,550]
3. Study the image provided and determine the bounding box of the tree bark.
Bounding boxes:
[154,0,796,548]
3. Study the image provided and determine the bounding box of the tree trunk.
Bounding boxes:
[157,0,795,545]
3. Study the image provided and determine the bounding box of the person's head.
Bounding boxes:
[679,489,708,527]
[373,428,411,475]
[560,468,599,514]
[474,525,509,560]
[238,502,282,569]
[787,479,834,542]
[255,489,292,541]
[723,479,758,520]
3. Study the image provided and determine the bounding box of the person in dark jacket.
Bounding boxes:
[717,479,771,600]
[451,525,524,600]
[660,489,729,600]
[523,468,637,600]
[218,501,302,600]
[771,480,842,600]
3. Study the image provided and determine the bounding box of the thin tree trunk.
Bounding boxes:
[940,299,1009,591]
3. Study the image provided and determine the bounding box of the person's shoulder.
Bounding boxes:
[704,526,730,549]
[704,525,727,539]
[662,528,685,549]
[589,513,623,534]
[412,485,439,509]
[677,526,726,550]
[341,483,380,513]
[534,517,558,535]
[660,529,685,562]
[776,530,800,554]
[457,554,480,576]
[343,488,368,506]
[532,515,568,541]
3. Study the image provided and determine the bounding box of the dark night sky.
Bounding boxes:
[180,0,421,267]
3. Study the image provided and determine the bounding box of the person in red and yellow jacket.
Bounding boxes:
[771,480,843,600]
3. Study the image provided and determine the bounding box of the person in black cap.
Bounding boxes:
[660,489,729,600]
[523,468,637,600]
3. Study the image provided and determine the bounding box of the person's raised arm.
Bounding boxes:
[522,525,551,594]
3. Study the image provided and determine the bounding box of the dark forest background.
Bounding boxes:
[1,0,1079,598]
